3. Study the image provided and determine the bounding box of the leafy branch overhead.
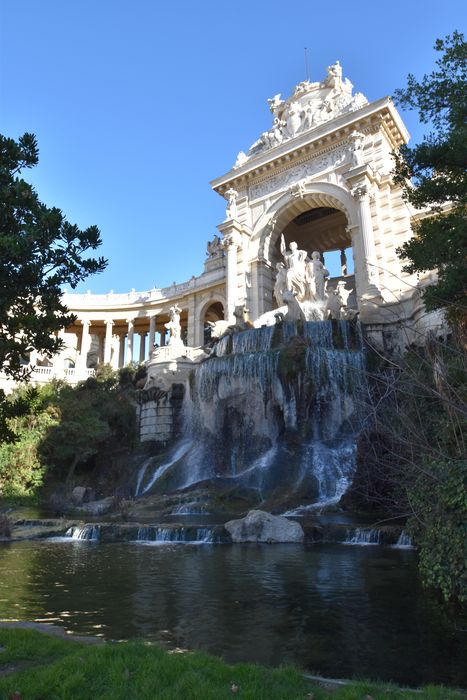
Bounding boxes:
[0,132,107,381]
[393,32,467,313]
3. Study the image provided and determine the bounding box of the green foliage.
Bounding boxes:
[408,459,467,604]
[393,32,467,312]
[0,375,136,498]
[0,132,107,437]
[0,384,60,498]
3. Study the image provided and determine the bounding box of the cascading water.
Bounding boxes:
[344,528,381,545]
[140,320,368,511]
[135,526,214,544]
[65,525,100,541]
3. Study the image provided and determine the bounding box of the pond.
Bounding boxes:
[1,539,466,687]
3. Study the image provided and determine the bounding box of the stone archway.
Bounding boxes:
[248,183,361,317]
[196,296,226,346]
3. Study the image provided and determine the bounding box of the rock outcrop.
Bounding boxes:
[224,509,304,543]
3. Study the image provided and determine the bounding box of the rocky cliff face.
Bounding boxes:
[135,320,368,513]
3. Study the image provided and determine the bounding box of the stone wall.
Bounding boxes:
[138,383,185,444]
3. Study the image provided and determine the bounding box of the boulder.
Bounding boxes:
[71,486,87,505]
[76,496,115,516]
[224,509,304,543]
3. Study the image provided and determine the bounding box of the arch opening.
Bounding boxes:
[203,301,224,344]
[274,206,354,281]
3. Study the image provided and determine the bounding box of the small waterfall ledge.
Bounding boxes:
[136,320,369,514]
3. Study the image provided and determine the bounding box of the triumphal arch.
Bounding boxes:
[3,62,442,390]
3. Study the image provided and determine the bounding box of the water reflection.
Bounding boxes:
[0,541,465,686]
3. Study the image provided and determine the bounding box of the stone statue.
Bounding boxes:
[273,262,288,306]
[225,187,238,220]
[165,304,183,346]
[323,60,343,91]
[282,290,305,322]
[285,102,302,138]
[306,251,329,302]
[233,151,248,168]
[340,249,348,276]
[280,235,308,301]
[206,234,222,258]
[267,93,284,115]
[349,130,365,167]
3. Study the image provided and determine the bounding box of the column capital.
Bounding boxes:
[105,318,115,327]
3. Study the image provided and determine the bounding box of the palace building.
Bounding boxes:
[5,61,443,389]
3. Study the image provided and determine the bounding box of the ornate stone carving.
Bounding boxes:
[249,147,347,201]
[289,179,307,198]
[238,62,368,167]
[165,304,183,347]
[206,234,222,257]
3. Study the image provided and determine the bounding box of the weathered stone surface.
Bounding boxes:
[76,497,115,515]
[71,486,87,505]
[224,509,304,543]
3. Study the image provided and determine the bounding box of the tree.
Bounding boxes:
[393,32,467,314]
[0,132,107,382]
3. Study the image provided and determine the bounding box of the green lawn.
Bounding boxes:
[0,627,465,700]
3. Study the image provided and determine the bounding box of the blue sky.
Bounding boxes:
[1,0,465,293]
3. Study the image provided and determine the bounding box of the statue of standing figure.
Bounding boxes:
[225,187,238,221]
[280,235,308,301]
[165,304,183,346]
[306,251,329,302]
[273,262,288,306]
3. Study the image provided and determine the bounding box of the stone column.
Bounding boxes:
[103,320,114,364]
[126,319,134,365]
[353,184,381,298]
[139,332,146,362]
[186,296,196,347]
[79,320,91,371]
[148,314,157,352]
[52,329,67,375]
[118,334,125,368]
[218,220,244,325]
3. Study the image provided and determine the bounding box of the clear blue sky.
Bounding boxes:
[1,0,465,293]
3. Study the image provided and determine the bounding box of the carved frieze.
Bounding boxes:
[249,147,347,201]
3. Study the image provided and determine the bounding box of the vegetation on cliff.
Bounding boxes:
[0,368,136,501]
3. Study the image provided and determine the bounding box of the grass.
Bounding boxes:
[0,627,465,700]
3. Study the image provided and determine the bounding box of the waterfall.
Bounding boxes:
[141,319,368,510]
[394,531,414,548]
[344,528,381,545]
[135,526,214,544]
[65,525,100,541]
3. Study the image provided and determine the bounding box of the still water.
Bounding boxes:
[0,540,465,687]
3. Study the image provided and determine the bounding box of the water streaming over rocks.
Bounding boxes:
[65,525,100,541]
[135,526,215,544]
[394,531,414,548]
[344,528,381,545]
[138,320,368,512]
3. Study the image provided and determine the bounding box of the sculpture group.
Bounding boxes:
[234,61,368,167]
[274,237,356,322]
